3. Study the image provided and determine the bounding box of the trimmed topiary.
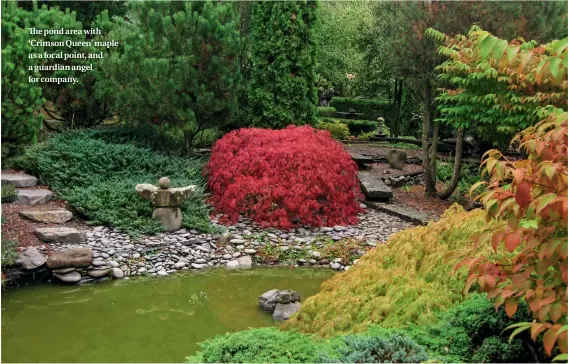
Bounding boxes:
[316,120,350,140]
[205,125,364,229]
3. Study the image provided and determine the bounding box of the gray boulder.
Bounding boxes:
[226,260,240,269]
[273,302,301,320]
[236,255,252,269]
[35,227,86,244]
[88,268,112,278]
[386,149,407,170]
[19,209,73,224]
[259,289,301,313]
[53,271,82,284]
[1,173,37,187]
[14,189,52,205]
[18,247,46,270]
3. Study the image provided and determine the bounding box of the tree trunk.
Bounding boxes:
[429,120,439,195]
[437,127,464,199]
[393,79,404,137]
[422,80,435,197]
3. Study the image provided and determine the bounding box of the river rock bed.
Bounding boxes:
[27,207,410,283]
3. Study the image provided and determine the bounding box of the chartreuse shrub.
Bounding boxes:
[13,131,210,235]
[318,117,378,135]
[316,120,350,140]
[205,126,364,229]
[282,205,508,337]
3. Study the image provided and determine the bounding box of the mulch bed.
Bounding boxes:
[392,183,455,219]
[1,197,87,248]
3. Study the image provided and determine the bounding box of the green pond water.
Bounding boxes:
[1,268,333,363]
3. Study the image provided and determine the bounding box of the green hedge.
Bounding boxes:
[330,97,392,119]
[316,107,337,118]
[319,117,377,136]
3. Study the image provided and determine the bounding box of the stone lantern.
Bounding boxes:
[135,177,196,232]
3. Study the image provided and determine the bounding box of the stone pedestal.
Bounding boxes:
[152,207,182,232]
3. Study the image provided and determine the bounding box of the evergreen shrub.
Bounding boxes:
[205,125,364,229]
[330,97,392,119]
[13,131,210,235]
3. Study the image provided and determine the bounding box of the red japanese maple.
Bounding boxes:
[205,125,364,229]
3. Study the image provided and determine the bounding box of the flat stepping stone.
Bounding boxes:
[349,152,374,166]
[53,271,82,284]
[35,227,87,244]
[14,189,52,205]
[19,209,73,224]
[1,172,38,187]
[358,171,393,201]
[369,202,430,226]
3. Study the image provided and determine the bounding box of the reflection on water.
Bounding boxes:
[1,268,332,363]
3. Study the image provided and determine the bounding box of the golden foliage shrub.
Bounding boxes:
[282,205,506,337]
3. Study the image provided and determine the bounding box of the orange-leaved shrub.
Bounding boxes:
[463,109,568,358]
[204,125,364,229]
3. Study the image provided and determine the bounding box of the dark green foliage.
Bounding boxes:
[330,97,392,120]
[436,162,484,199]
[186,327,323,363]
[319,117,377,135]
[83,125,187,157]
[99,1,242,152]
[1,183,17,203]
[317,333,428,363]
[317,107,337,118]
[248,1,318,128]
[406,293,541,363]
[13,131,211,235]
[1,1,44,160]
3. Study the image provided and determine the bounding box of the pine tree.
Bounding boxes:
[1,1,44,160]
[99,1,242,153]
[248,1,318,128]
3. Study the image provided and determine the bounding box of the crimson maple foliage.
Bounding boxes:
[205,125,364,229]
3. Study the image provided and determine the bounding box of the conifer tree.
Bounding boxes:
[248,1,318,128]
[1,1,44,160]
[99,1,242,153]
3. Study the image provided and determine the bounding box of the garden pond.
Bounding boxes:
[1,268,333,363]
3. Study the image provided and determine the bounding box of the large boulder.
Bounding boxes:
[18,247,46,270]
[14,189,52,205]
[273,302,301,320]
[19,209,73,224]
[1,173,37,187]
[46,248,92,269]
[387,149,407,170]
[35,227,86,244]
[259,289,301,313]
